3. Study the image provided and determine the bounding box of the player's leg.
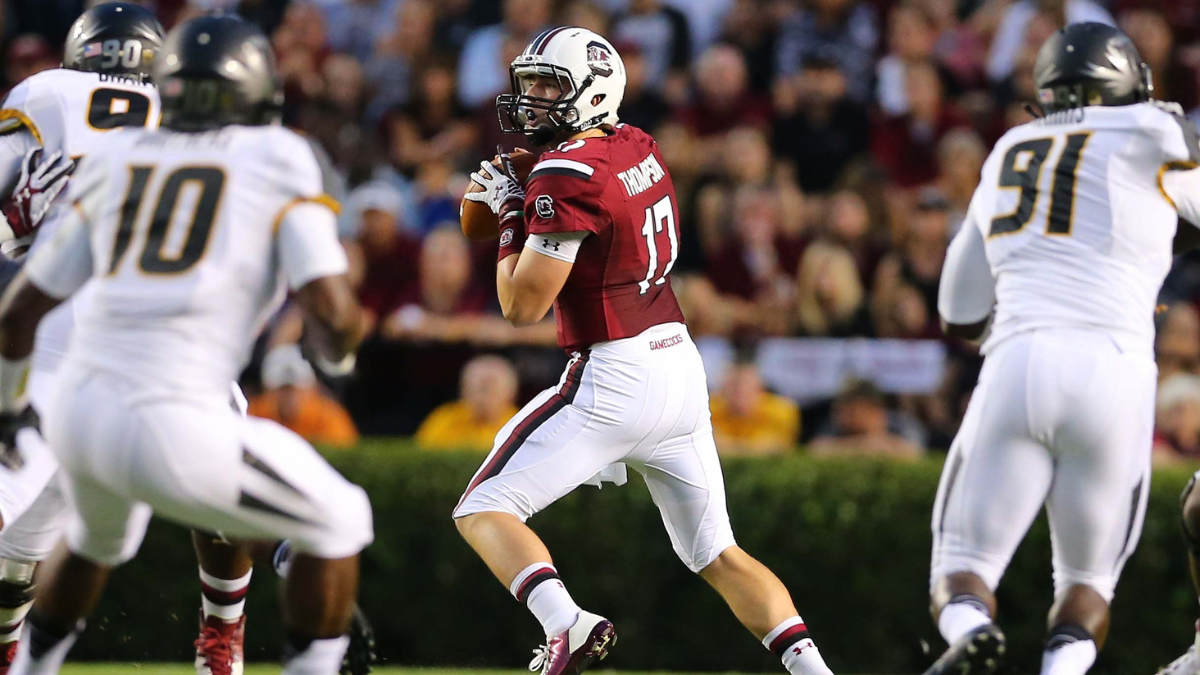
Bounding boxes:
[9,474,154,675]
[1162,475,1200,674]
[454,354,628,675]
[1039,339,1156,675]
[192,532,252,675]
[191,382,256,675]
[0,460,67,674]
[926,337,1055,675]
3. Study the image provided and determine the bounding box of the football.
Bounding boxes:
[461,148,537,241]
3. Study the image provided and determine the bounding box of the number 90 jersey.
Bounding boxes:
[523,123,685,352]
[968,103,1200,353]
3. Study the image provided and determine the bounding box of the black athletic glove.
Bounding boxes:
[0,406,38,470]
[341,603,377,675]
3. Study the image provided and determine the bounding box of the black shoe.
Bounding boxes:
[922,624,1006,675]
[340,604,377,675]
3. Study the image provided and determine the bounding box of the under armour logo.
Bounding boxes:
[793,645,804,655]
[542,238,560,251]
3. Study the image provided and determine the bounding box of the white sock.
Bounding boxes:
[199,567,252,622]
[10,618,82,675]
[763,617,834,675]
[0,560,36,644]
[938,599,992,644]
[282,635,350,675]
[1040,639,1097,675]
[509,563,580,637]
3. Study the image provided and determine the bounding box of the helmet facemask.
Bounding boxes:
[497,63,597,147]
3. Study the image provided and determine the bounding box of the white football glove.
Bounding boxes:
[464,159,525,216]
[0,148,75,244]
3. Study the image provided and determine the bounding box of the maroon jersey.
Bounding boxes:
[523,124,686,352]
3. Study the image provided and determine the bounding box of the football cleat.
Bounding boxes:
[528,611,616,675]
[922,623,1006,675]
[1157,621,1200,675]
[341,604,377,675]
[0,640,18,674]
[194,610,245,675]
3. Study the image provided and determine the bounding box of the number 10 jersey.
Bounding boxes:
[27,125,346,396]
[966,103,1200,354]
[522,123,686,353]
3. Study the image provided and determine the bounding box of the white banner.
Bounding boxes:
[696,337,948,405]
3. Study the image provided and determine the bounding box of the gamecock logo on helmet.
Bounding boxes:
[586,41,614,77]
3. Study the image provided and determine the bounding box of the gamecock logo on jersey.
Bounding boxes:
[500,228,514,246]
[535,195,555,218]
[586,41,614,77]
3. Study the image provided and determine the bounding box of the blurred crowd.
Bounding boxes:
[6,0,1200,457]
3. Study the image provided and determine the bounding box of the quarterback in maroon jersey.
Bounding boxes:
[455,27,837,675]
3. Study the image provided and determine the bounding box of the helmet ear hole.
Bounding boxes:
[591,94,606,107]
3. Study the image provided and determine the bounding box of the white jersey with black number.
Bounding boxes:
[0,68,161,374]
[24,124,346,397]
[942,102,1200,355]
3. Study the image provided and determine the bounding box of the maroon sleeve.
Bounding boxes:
[524,170,606,236]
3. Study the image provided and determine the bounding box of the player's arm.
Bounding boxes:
[277,201,364,368]
[497,233,580,327]
[1162,168,1200,254]
[938,219,995,341]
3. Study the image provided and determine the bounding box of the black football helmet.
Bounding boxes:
[155,14,283,132]
[1033,22,1152,113]
[63,3,164,82]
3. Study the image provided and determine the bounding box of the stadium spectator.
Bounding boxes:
[385,57,479,178]
[457,0,552,108]
[810,379,926,458]
[1121,9,1200,113]
[272,2,332,106]
[871,59,969,188]
[616,41,672,133]
[773,52,870,193]
[5,35,56,90]
[794,241,870,337]
[415,355,520,451]
[343,181,422,324]
[323,0,399,61]
[1154,373,1200,463]
[872,187,950,335]
[612,0,693,104]
[381,226,493,343]
[1157,303,1200,382]
[248,346,361,449]
[774,0,879,104]
[876,4,939,117]
[986,0,1115,84]
[677,44,771,142]
[719,0,779,94]
[364,0,437,121]
[711,359,801,456]
[936,129,987,233]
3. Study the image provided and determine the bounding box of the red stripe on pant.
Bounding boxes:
[457,355,589,508]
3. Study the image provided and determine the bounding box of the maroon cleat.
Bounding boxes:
[528,612,616,675]
[0,640,17,674]
[194,610,245,675]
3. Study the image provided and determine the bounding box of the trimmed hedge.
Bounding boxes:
[69,442,1194,674]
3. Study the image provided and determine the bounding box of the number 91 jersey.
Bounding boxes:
[523,123,685,352]
[969,102,1200,353]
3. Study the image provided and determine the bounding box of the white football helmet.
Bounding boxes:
[497,26,626,146]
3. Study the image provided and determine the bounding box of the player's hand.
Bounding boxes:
[0,406,37,471]
[465,158,525,216]
[0,149,76,242]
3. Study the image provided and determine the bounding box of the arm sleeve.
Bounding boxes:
[277,201,350,291]
[938,219,995,325]
[524,170,604,236]
[24,204,92,299]
[1163,168,1200,226]
[525,231,588,263]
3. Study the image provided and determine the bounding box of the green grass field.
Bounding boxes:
[58,662,748,667]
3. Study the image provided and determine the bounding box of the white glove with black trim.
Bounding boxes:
[1,148,75,245]
[464,159,525,216]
